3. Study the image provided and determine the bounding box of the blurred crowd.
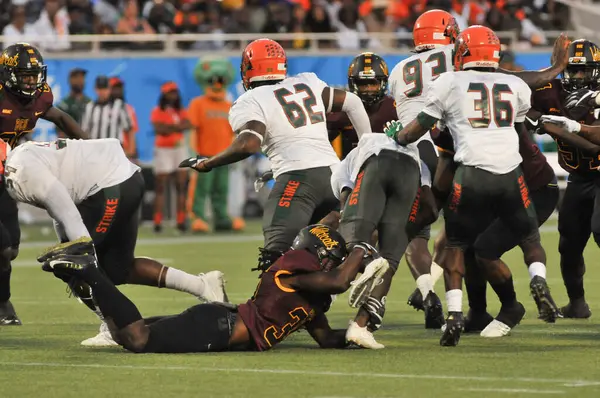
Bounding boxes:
[0,0,572,51]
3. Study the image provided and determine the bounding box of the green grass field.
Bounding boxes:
[2,220,600,398]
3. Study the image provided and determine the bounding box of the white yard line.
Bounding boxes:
[0,362,598,388]
[17,224,560,250]
[459,388,565,395]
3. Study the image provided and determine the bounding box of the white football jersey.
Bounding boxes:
[6,138,140,240]
[422,70,531,174]
[389,45,454,143]
[229,72,340,179]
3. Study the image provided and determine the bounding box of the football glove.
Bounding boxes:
[565,88,599,110]
[254,169,273,192]
[363,296,386,331]
[539,115,581,133]
[351,242,380,260]
[383,120,404,143]
[348,257,389,308]
[179,156,212,172]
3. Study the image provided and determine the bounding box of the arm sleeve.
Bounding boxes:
[330,149,357,199]
[228,93,267,132]
[421,73,453,120]
[341,91,372,139]
[516,81,533,123]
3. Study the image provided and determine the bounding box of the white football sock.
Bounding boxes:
[430,261,444,285]
[416,274,434,298]
[164,267,206,297]
[446,289,463,313]
[528,262,547,280]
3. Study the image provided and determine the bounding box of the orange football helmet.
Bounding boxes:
[240,38,287,91]
[453,25,501,71]
[413,10,459,52]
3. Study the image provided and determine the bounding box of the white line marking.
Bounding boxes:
[459,388,564,395]
[16,224,560,250]
[0,362,598,388]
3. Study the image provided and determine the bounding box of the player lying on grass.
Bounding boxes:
[1,138,226,346]
[39,225,389,353]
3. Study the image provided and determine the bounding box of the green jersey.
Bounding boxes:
[57,94,91,125]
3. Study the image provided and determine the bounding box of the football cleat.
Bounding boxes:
[464,309,493,333]
[348,258,389,308]
[38,237,95,264]
[407,288,425,311]
[0,300,21,326]
[561,299,592,319]
[199,271,228,303]
[81,322,118,347]
[423,291,445,329]
[42,253,98,279]
[530,276,561,323]
[481,301,525,338]
[440,311,464,347]
[346,321,384,349]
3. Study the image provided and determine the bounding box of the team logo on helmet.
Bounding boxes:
[309,226,340,250]
[0,53,19,68]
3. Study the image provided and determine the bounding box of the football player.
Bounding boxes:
[0,42,88,325]
[40,225,389,353]
[328,52,443,336]
[527,39,600,318]
[388,11,570,317]
[388,26,546,346]
[1,139,226,345]
[180,39,373,273]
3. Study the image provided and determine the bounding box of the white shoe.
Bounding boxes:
[346,321,385,349]
[480,319,512,338]
[81,322,118,347]
[348,258,389,308]
[199,271,228,303]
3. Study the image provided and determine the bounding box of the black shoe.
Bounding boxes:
[496,301,526,329]
[407,288,424,311]
[42,253,97,280]
[464,309,493,333]
[423,291,445,329]
[530,276,561,323]
[176,223,187,233]
[440,311,464,347]
[0,300,22,326]
[154,224,162,234]
[561,299,592,319]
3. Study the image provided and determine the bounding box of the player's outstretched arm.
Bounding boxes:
[42,106,89,140]
[323,87,372,138]
[537,121,600,155]
[186,120,265,172]
[501,33,570,89]
[392,113,438,146]
[280,246,372,294]
[305,312,349,349]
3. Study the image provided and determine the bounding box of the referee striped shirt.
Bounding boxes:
[81,98,132,141]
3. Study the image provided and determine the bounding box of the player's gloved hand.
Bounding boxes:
[179,156,212,172]
[348,257,390,308]
[254,169,273,192]
[565,88,599,110]
[363,296,386,331]
[351,242,380,260]
[540,115,581,133]
[383,120,404,143]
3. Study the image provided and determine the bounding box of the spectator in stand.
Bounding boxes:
[335,5,368,50]
[143,0,176,33]
[263,2,292,47]
[116,0,155,35]
[67,4,93,35]
[56,68,91,137]
[2,5,37,50]
[33,0,71,51]
[110,77,139,161]
[187,57,244,233]
[93,0,121,30]
[305,3,333,48]
[151,82,191,233]
[290,4,309,49]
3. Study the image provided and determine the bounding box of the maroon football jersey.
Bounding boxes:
[0,82,53,147]
[531,79,599,176]
[327,96,397,159]
[433,128,554,191]
[237,249,332,351]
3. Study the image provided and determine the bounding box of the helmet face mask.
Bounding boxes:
[0,43,47,98]
[347,52,389,107]
[561,39,600,92]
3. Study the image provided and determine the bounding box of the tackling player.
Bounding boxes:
[389,26,545,346]
[527,39,600,318]
[0,42,88,325]
[2,139,226,345]
[181,39,373,273]
[40,225,389,353]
